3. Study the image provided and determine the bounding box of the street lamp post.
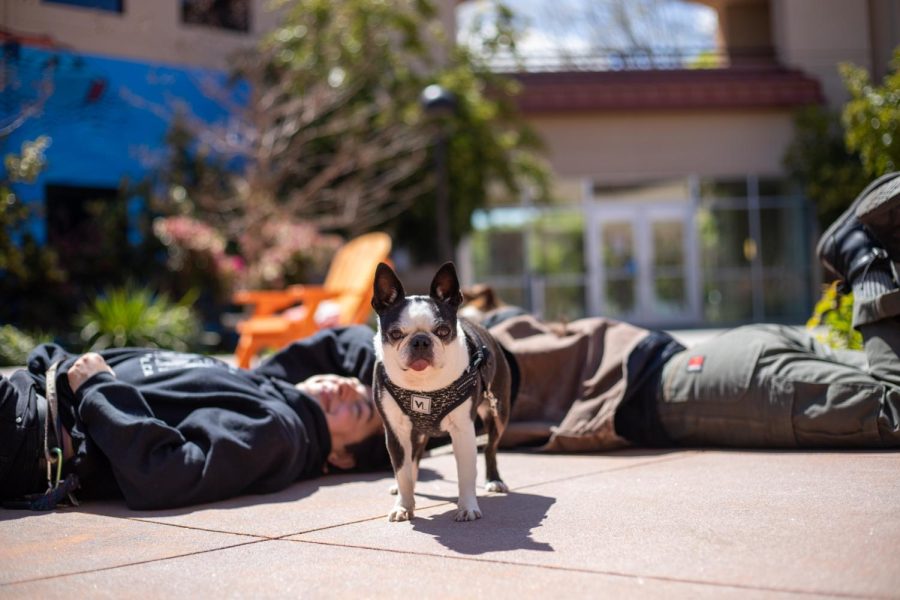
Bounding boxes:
[420,84,457,262]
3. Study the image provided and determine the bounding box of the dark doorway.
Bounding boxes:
[44,183,128,293]
[45,184,120,245]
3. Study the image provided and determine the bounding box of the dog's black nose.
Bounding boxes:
[410,333,432,349]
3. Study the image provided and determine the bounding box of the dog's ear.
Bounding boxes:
[372,262,405,313]
[430,262,463,308]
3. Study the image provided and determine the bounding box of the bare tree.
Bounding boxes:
[160,0,548,270]
[170,3,433,247]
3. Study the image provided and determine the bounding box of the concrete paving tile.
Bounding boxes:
[76,450,665,538]
[423,447,690,489]
[81,470,458,539]
[295,450,900,599]
[0,509,252,585]
[2,536,803,599]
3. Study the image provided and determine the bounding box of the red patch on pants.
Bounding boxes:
[687,355,705,373]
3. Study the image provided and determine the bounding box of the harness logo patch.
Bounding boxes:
[687,355,705,373]
[411,395,432,415]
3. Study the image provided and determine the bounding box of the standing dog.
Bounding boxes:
[371,262,511,522]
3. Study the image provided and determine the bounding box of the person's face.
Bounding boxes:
[296,374,383,469]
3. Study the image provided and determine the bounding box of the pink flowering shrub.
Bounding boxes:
[240,221,343,289]
[153,216,242,301]
[154,216,343,295]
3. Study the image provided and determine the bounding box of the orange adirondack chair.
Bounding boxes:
[232,232,392,368]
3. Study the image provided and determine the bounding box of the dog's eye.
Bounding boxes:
[388,329,404,341]
[434,325,451,338]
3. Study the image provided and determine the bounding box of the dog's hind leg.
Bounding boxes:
[479,403,509,494]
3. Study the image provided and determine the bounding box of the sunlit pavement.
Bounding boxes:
[2,449,898,597]
[4,327,898,598]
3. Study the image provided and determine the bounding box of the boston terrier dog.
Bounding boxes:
[371,262,511,522]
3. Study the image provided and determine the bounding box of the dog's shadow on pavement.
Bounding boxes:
[410,490,555,555]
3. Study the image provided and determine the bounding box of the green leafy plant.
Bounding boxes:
[794,47,899,348]
[1,137,71,332]
[783,106,868,230]
[806,282,862,350]
[0,325,50,367]
[841,48,900,177]
[77,285,202,351]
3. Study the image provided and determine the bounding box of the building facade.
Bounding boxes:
[3,0,900,328]
[464,0,900,327]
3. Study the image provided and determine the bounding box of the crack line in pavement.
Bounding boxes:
[288,538,889,600]
[124,518,274,539]
[506,451,700,493]
[404,451,701,496]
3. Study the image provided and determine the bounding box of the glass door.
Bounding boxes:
[586,203,699,326]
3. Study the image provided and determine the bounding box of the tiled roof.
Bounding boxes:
[511,67,824,113]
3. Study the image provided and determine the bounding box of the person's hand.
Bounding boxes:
[68,353,114,393]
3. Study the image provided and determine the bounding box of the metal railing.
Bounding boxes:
[482,46,776,73]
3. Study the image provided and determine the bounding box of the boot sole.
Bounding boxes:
[816,172,900,280]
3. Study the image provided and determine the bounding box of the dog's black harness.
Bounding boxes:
[377,343,496,436]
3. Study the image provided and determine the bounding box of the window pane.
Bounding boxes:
[704,275,753,323]
[699,207,752,323]
[471,229,524,280]
[759,199,813,320]
[758,177,794,198]
[652,220,687,315]
[182,0,250,32]
[653,220,683,267]
[699,177,747,200]
[44,0,123,12]
[544,283,587,321]
[762,274,809,321]
[698,207,750,270]
[759,203,806,269]
[601,221,636,316]
[529,211,584,275]
[492,285,526,309]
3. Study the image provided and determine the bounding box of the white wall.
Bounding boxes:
[3,0,281,69]
[529,110,797,185]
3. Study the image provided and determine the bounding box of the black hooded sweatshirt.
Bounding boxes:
[23,326,377,510]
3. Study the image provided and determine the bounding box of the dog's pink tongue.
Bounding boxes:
[410,359,429,372]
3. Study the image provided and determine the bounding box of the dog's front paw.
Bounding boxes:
[485,480,509,494]
[454,499,482,522]
[388,503,414,522]
[454,507,482,522]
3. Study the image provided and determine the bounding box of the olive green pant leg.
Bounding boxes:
[657,320,900,448]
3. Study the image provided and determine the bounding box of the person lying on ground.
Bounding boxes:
[2,173,899,511]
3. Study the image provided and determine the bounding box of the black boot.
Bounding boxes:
[817,174,897,291]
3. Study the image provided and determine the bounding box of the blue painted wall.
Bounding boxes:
[2,44,240,242]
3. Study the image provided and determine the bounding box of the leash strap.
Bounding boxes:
[42,361,61,487]
[2,360,80,510]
